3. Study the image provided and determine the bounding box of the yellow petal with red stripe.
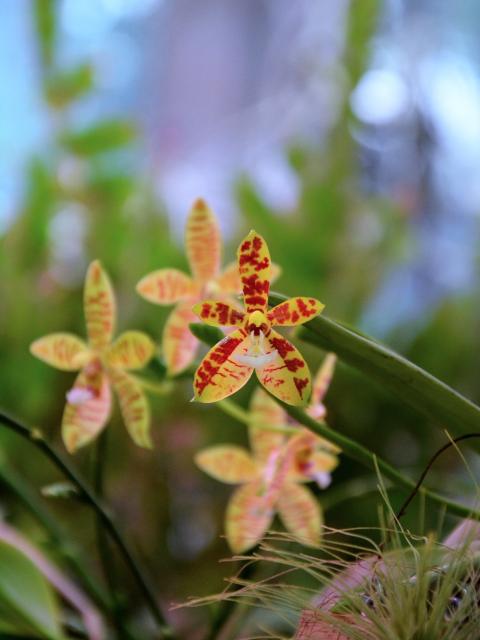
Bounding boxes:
[225,480,274,553]
[106,331,155,370]
[192,300,245,327]
[237,230,271,313]
[185,198,221,284]
[30,333,90,371]
[256,330,311,406]
[62,368,112,453]
[248,388,286,465]
[136,269,196,305]
[268,297,324,326]
[277,482,322,547]
[213,261,242,295]
[162,303,199,375]
[110,369,152,448]
[195,446,257,484]
[84,260,116,350]
[311,353,337,408]
[193,329,254,403]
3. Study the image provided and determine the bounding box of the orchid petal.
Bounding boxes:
[269,262,282,284]
[267,297,324,326]
[84,260,116,350]
[256,330,311,406]
[248,388,286,465]
[136,269,196,305]
[110,369,152,448]
[311,353,337,407]
[192,300,245,327]
[62,367,112,453]
[30,333,90,371]
[106,331,155,370]
[237,230,271,313]
[212,261,242,295]
[162,303,199,375]
[193,329,254,403]
[277,482,322,547]
[225,481,274,553]
[286,430,339,482]
[195,446,257,484]
[185,198,221,284]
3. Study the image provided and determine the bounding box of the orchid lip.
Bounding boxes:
[66,387,95,405]
[233,350,278,368]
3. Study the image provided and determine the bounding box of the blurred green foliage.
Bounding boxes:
[1,1,480,638]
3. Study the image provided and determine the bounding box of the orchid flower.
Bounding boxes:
[195,357,339,552]
[30,260,155,452]
[192,230,324,405]
[136,199,279,375]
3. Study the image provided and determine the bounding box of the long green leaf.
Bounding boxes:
[269,292,480,438]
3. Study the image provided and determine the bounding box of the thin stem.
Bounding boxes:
[277,401,480,520]
[0,412,175,640]
[217,399,297,434]
[269,291,480,441]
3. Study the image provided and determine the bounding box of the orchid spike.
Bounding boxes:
[30,261,155,453]
[192,230,324,405]
[195,363,339,553]
[136,200,281,375]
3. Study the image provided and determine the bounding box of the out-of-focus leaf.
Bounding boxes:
[189,322,223,347]
[34,0,56,69]
[45,64,94,108]
[60,120,136,155]
[0,541,64,639]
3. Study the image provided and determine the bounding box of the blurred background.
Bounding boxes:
[2,0,480,637]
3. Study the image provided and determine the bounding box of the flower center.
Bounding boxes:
[233,311,277,368]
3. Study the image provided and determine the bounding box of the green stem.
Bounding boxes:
[0,412,175,639]
[268,292,480,439]
[217,399,297,434]
[277,400,479,520]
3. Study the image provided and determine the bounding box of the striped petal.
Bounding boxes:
[84,260,116,350]
[213,261,242,295]
[195,446,257,484]
[193,329,254,403]
[225,480,274,553]
[311,353,337,409]
[185,198,221,284]
[30,333,89,371]
[192,300,245,327]
[267,297,324,326]
[136,269,196,305]
[256,330,311,406]
[286,430,339,483]
[110,369,152,448]
[248,388,286,465]
[62,367,112,453]
[162,303,199,375]
[106,331,155,370]
[277,482,322,547]
[237,230,271,313]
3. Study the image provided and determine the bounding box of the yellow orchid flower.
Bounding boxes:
[136,199,279,375]
[30,260,155,453]
[192,230,324,406]
[196,360,339,553]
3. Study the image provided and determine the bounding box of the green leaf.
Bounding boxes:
[59,120,136,155]
[189,323,223,347]
[0,541,64,639]
[33,0,57,69]
[44,64,94,108]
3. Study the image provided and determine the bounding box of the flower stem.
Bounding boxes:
[0,411,175,639]
[217,399,297,434]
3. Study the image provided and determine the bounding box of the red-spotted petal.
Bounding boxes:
[136,269,196,305]
[62,366,112,453]
[110,369,152,448]
[225,480,275,553]
[237,230,271,313]
[195,446,257,484]
[84,260,116,350]
[30,333,90,371]
[286,430,339,483]
[106,331,155,370]
[248,388,287,465]
[193,329,254,403]
[311,353,337,408]
[192,300,245,327]
[256,330,311,406]
[162,303,199,375]
[277,482,322,547]
[185,198,221,284]
[268,297,324,326]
